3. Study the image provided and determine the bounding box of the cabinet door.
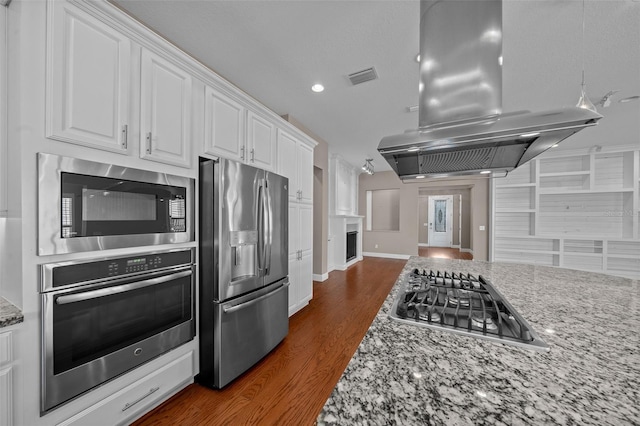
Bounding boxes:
[140,49,192,168]
[297,142,314,204]
[298,203,313,254]
[298,250,313,308]
[204,88,245,161]
[288,251,299,316]
[46,2,130,153]
[277,130,299,202]
[0,367,11,426]
[247,111,276,172]
[288,203,299,256]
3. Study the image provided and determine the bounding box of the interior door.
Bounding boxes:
[428,195,453,247]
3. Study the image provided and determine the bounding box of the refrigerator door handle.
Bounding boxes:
[257,181,268,275]
[265,181,273,274]
[222,281,289,314]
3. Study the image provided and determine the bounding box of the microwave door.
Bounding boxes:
[216,159,264,301]
[262,172,288,286]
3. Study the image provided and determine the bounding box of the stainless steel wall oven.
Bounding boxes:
[39,249,195,413]
[38,153,194,255]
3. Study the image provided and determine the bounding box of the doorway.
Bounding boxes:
[428,195,453,247]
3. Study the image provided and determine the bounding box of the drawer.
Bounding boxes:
[0,331,12,366]
[58,351,193,426]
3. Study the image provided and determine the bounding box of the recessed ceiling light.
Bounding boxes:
[480,170,491,174]
[551,144,559,148]
[415,54,420,63]
[407,147,420,152]
[416,175,425,179]
[311,83,324,93]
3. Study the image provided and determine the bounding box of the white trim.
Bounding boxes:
[288,296,312,317]
[452,244,461,249]
[332,256,363,271]
[460,248,474,254]
[312,273,329,282]
[418,243,429,247]
[363,252,411,260]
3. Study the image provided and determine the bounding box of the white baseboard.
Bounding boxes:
[333,256,363,271]
[313,273,329,282]
[362,252,411,260]
[452,244,461,249]
[418,243,429,247]
[460,248,473,254]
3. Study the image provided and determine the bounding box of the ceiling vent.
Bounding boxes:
[348,67,378,85]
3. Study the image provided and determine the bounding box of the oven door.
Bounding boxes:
[41,266,195,413]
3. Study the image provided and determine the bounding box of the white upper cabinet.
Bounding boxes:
[277,129,313,203]
[204,88,245,161]
[140,49,192,168]
[246,111,276,172]
[204,89,276,172]
[47,2,192,168]
[46,1,131,153]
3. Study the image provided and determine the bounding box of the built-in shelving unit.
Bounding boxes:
[492,146,640,279]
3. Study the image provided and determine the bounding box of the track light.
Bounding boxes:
[361,158,374,175]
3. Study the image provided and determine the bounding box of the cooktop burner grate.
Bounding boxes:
[389,269,549,352]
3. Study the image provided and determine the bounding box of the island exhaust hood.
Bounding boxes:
[378,0,602,180]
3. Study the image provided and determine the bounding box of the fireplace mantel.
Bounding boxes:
[330,215,364,270]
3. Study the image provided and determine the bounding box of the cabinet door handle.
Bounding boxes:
[241,145,245,161]
[250,148,255,162]
[122,386,160,412]
[146,132,152,154]
[121,124,128,149]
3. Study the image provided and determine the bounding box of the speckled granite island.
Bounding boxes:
[318,258,639,425]
[0,296,23,328]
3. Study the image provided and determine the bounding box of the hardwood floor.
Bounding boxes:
[132,257,407,426]
[418,246,473,260]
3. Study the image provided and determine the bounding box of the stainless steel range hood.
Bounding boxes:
[378,0,602,180]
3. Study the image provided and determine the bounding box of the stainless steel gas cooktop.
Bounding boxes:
[389,269,549,352]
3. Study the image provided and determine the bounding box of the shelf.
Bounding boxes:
[494,183,536,188]
[539,171,590,177]
[539,188,634,195]
[495,208,535,213]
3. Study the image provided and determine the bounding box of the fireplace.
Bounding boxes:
[346,231,357,262]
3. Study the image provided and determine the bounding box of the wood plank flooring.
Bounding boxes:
[132,256,407,426]
[418,246,473,260]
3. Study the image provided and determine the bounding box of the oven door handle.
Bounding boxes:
[55,270,192,305]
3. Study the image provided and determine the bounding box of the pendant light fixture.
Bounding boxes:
[576,0,597,113]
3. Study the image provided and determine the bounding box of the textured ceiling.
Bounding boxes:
[112,0,640,172]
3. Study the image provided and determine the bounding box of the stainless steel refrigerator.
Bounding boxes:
[198,157,289,388]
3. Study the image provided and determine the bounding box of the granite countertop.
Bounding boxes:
[0,297,24,328]
[318,258,639,425]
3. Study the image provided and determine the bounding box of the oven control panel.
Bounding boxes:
[43,249,193,289]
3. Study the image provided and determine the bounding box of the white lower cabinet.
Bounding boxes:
[288,203,313,316]
[57,351,194,426]
[0,329,15,426]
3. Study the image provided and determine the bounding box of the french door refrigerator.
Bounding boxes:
[198,157,289,389]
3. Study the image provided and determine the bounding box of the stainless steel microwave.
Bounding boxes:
[38,153,194,255]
